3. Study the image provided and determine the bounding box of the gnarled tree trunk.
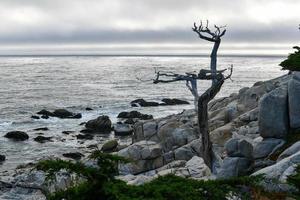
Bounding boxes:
[198,78,224,169]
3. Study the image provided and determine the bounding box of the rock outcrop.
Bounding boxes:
[288,72,300,129]
[4,131,29,141]
[84,115,112,133]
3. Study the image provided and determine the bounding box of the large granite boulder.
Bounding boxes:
[253,151,300,181]
[85,115,112,133]
[225,138,253,159]
[113,123,133,136]
[4,131,29,141]
[253,138,285,159]
[238,81,276,112]
[278,141,300,161]
[118,141,163,175]
[259,85,289,139]
[217,157,253,178]
[288,72,300,129]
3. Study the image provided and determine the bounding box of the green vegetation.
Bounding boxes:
[36,151,300,200]
[287,165,300,198]
[280,46,300,71]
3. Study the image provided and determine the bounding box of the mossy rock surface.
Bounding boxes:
[101,139,118,152]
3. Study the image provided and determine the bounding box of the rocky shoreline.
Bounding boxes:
[1,73,300,199]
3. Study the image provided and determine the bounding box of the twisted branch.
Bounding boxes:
[192,20,226,42]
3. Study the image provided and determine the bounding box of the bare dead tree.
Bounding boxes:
[153,21,231,169]
[192,20,226,84]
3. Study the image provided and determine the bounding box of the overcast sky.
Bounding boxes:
[0,0,299,55]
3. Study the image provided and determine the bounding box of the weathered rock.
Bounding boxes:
[225,138,253,159]
[253,151,300,181]
[4,131,29,141]
[210,123,233,146]
[85,115,112,133]
[131,99,159,107]
[118,141,163,175]
[34,136,53,143]
[85,107,93,111]
[259,86,289,138]
[253,138,285,159]
[217,157,253,178]
[185,156,211,179]
[278,141,300,161]
[238,81,276,112]
[288,72,300,129]
[161,98,189,105]
[101,139,118,153]
[62,152,83,160]
[0,154,5,162]
[174,146,194,161]
[143,121,157,139]
[114,124,133,136]
[157,121,197,152]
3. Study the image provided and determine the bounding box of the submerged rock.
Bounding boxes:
[161,98,189,105]
[36,109,81,119]
[130,99,159,107]
[31,115,40,119]
[37,109,55,117]
[76,134,94,140]
[62,152,84,160]
[34,136,53,143]
[0,154,5,162]
[117,111,153,120]
[4,131,29,141]
[33,127,49,131]
[62,131,74,135]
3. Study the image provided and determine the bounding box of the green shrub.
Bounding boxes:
[36,151,290,200]
[280,46,300,71]
[287,164,300,198]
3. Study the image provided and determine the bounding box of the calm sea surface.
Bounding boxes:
[0,55,286,177]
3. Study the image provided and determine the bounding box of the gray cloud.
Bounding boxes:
[0,0,299,47]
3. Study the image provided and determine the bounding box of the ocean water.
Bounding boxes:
[0,55,286,177]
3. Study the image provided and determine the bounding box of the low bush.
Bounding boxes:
[36,151,299,200]
[280,46,300,71]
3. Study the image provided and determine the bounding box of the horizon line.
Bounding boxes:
[0,53,287,58]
